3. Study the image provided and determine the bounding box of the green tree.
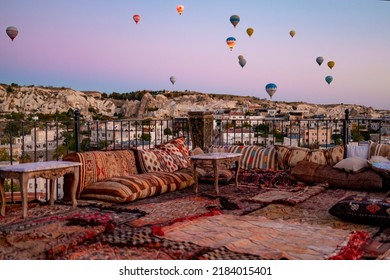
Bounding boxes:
[164,128,172,136]
[140,133,151,142]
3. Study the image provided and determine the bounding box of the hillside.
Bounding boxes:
[0,83,387,120]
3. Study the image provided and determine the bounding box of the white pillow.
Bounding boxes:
[346,144,370,159]
[333,157,368,173]
[368,155,390,164]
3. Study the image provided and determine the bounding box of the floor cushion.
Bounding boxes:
[291,160,383,190]
[329,195,390,226]
[199,169,235,185]
[80,171,194,203]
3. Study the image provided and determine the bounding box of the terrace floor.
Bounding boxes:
[1,170,389,260]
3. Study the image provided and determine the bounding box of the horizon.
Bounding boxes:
[1,0,389,110]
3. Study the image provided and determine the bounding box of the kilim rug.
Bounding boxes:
[119,196,221,227]
[160,214,369,260]
[248,182,328,206]
[200,182,269,215]
[249,204,380,235]
[0,204,144,260]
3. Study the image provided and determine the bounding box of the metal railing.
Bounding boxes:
[1,109,389,204]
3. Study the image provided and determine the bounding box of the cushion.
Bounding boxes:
[291,160,383,190]
[274,144,344,170]
[157,137,191,169]
[190,147,204,156]
[63,150,138,198]
[346,144,370,159]
[333,157,368,173]
[137,148,179,173]
[329,195,390,226]
[369,156,390,164]
[80,171,194,203]
[369,142,390,159]
[209,145,276,171]
[199,169,235,185]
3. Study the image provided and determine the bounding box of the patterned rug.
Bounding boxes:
[249,204,380,235]
[160,214,364,260]
[0,203,144,260]
[117,196,221,227]
[248,183,328,206]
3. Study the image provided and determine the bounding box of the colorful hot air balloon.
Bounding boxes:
[325,76,333,85]
[327,61,335,69]
[289,30,296,38]
[230,15,240,28]
[238,56,247,68]
[176,5,184,15]
[316,56,324,66]
[265,83,277,99]
[170,76,176,85]
[6,26,18,41]
[246,27,254,38]
[226,37,236,51]
[133,14,140,24]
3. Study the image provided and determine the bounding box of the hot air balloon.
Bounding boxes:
[238,56,247,68]
[170,76,176,85]
[176,5,184,15]
[327,61,335,69]
[226,37,236,51]
[6,26,18,41]
[133,14,140,24]
[230,15,240,28]
[316,56,324,66]
[325,76,333,85]
[246,28,254,38]
[265,83,277,99]
[289,30,296,38]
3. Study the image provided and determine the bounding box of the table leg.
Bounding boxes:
[0,177,5,216]
[70,167,79,208]
[192,161,199,193]
[234,159,240,188]
[212,159,220,195]
[19,173,29,219]
[49,179,55,206]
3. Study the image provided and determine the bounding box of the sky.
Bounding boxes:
[1,0,390,110]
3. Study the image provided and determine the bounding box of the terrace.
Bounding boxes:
[0,109,389,260]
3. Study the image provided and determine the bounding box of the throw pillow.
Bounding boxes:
[369,142,390,159]
[368,155,390,164]
[137,148,179,173]
[333,157,368,173]
[274,145,310,170]
[157,137,191,168]
[329,195,390,226]
[346,144,370,159]
[274,144,344,170]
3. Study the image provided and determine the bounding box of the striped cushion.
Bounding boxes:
[63,150,138,198]
[369,142,390,159]
[209,145,276,171]
[80,171,194,203]
[274,145,344,170]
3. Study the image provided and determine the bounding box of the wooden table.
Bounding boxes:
[190,153,241,195]
[0,161,81,218]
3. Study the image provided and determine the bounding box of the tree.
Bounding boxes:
[140,133,151,142]
[164,128,172,136]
